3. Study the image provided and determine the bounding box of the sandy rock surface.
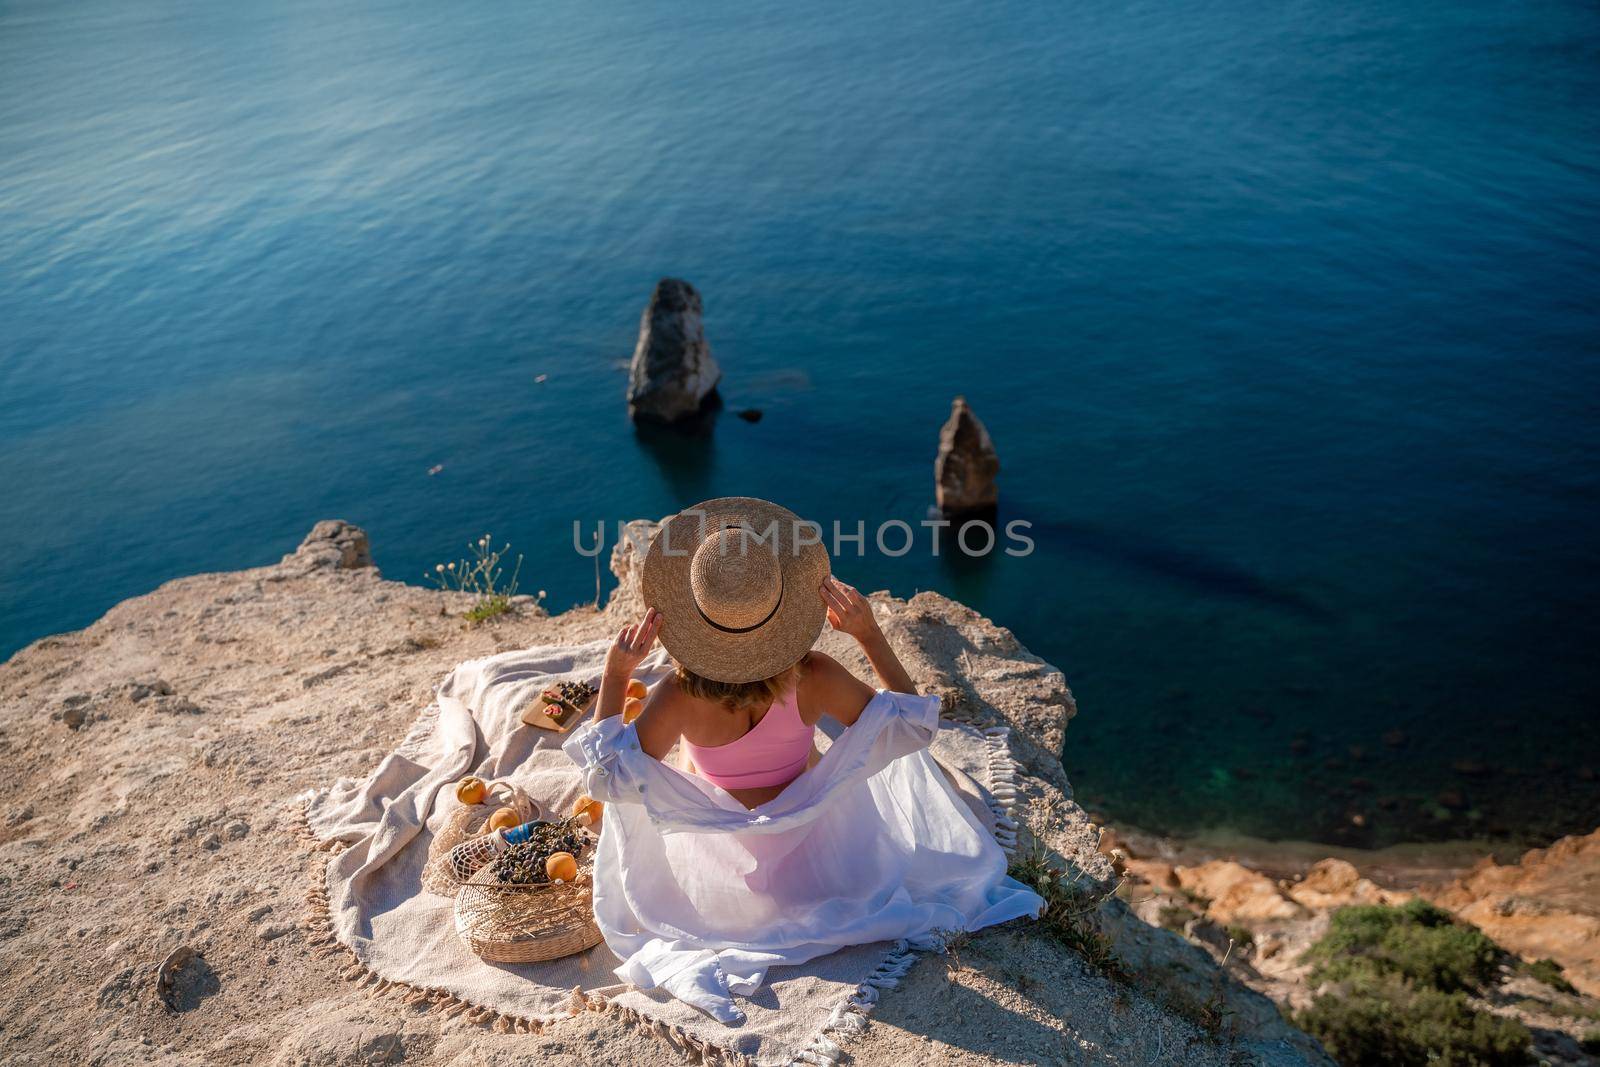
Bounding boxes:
[0,522,1328,1065]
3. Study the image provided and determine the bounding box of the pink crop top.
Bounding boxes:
[683,686,813,791]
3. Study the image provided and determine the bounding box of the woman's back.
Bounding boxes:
[682,683,814,797]
[633,647,885,810]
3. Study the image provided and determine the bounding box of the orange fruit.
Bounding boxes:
[546,851,578,882]
[625,678,647,700]
[571,795,603,827]
[622,697,644,724]
[487,807,519,832]
[455,777,487,806]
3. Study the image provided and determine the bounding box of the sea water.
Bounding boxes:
[3,0,1598,847]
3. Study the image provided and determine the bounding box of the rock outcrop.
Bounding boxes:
[280,519,375,573]
[1426,828,1600,997]
[625,278,721,424]
[935,396,1000,517]
[0,521,1330,1066]
[1286,858,1407,913]
[1176,861,1309,925]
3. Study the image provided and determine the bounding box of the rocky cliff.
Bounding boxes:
[0,522,1329,1066]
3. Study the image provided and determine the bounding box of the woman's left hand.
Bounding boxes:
[605,607,662,679]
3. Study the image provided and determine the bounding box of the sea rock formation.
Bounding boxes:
[625,278,721,424]
[0,521,1331,1065]
[935,395,1000,517]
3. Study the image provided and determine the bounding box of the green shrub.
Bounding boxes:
[1524,957,1578,995]
[1580,1027,1600,1054]
[1303,898,1501,993]
[1294,900,1533,1066]
[1295,971,1533,1067]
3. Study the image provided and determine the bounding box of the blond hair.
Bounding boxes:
[675,658,803,713]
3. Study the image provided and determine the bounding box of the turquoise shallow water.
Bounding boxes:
[3,0,1598,847]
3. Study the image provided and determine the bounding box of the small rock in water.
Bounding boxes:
[736,408,763,423]
[934,396,1000,518]
[626,278,722,424]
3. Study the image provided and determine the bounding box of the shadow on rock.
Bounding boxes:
[156,946,221,1013]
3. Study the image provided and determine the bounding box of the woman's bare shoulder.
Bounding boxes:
[645,672,694,713]
[635,672,693,758]
[799,651,874,725]
[801,649,845,675]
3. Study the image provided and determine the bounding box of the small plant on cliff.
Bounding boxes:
[427,534,530,623]
[1294,900,1533,1066]
[1007,837,1125,980]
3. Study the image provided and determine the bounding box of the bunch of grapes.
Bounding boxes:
[486,819,586,885]
[490,842,549,885]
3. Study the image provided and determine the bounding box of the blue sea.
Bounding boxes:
[3,0,1598,848]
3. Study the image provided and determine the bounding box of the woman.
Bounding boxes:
[564,497,1040,1023]
[599,579,912,810]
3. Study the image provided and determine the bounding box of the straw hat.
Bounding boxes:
[641,497,830,683]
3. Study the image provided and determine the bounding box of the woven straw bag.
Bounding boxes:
[420,779,541,898]
[453,845,603,963]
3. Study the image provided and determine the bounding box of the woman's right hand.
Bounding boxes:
[605,607,661,680]
[821,577,881,644]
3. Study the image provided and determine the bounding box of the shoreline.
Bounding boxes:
[1104,821,1526,890]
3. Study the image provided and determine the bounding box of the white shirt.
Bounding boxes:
[563,689,1043,1022]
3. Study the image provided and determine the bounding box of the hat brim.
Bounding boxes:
[641,497,830,684]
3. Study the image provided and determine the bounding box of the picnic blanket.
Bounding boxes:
[301,640,1035,1066]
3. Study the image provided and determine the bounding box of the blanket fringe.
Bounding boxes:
[981,725,1022,856]
[784,933,946,1066]
[297,713,1031,1067]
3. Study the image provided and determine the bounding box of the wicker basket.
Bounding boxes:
[421,780,541,898]
[453,853,603,963]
